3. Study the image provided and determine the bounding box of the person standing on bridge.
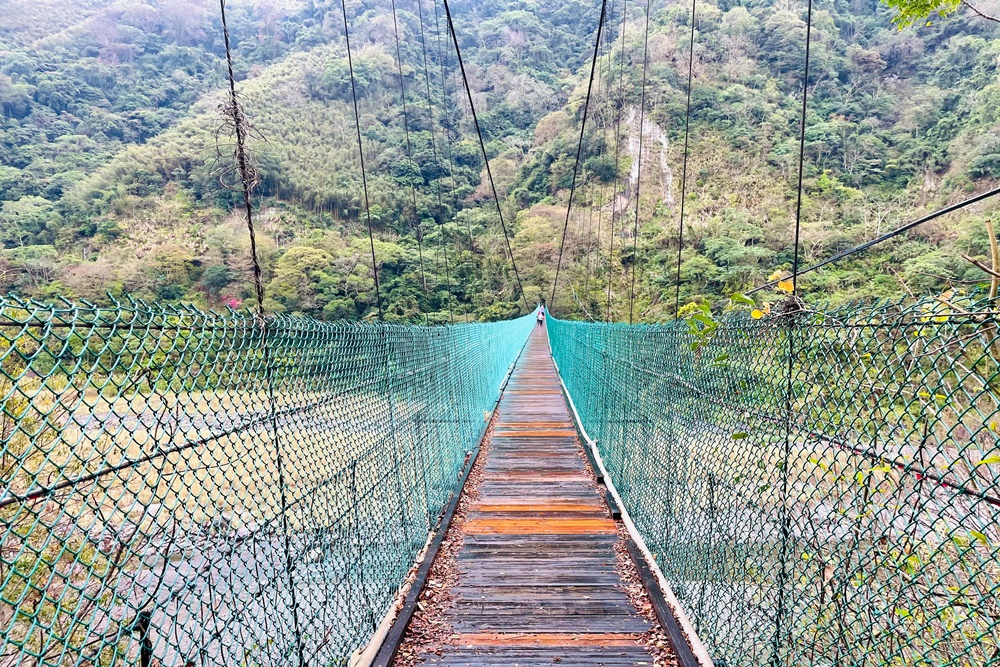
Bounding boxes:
[536,305,545,327]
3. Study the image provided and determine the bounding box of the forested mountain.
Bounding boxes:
[531,0,1000,320]
[1,0,998,322]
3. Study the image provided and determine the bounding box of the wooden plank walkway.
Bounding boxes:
[396,325,661,666]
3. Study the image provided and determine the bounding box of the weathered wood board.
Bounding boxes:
[411,325,658,666]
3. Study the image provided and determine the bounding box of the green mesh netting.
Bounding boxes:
[0,295,533,666]
[549,294,1000,667]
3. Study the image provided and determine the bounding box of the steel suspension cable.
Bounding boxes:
[218,2,304,663]
[220,8,262,318]
[433,0,478,321]
[674,0,697,318]
[434,1,475,253]
[773,0,813,662]
[606,0,629,321]
[414,0,445,204]
[430,0,460,322]
[414,0,440,196]
[577,34,601,302]
[336,0,390,612]
[579,48,604,308]
[578,11,615,313]
[389,0,429,304]
[582,186,595,306]
[441,0,530,313]
[628,0,652,324]
[440,223,455,324]
[790,9,812,302]
[339,0,383,321]
[592,0,619,315]
[745,184,1000,295]
[581,57,602,301]
[550,0,609,313]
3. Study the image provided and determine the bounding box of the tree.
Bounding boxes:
[147,245,197,301]
[0,197,61,247]
[267,246,337,316]
[880,0,999,26]
[0,73,33,118]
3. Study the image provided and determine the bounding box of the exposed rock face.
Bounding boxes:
[627,105,674,209]
[608,106,675,236]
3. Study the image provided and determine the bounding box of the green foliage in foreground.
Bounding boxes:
[882,0,1000,28]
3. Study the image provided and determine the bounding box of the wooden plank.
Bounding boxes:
[494,421,574,428]
[449,614,652,634]
[463,517,618,534]
[394,326,660,666]
[453,632,644,647]
[473,502,605,513]
[425,648,654,667]
[491,429,579,437]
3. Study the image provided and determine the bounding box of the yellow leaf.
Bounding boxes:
[751,309,764,319]
[768,269,784,281]
[777,279,794,294]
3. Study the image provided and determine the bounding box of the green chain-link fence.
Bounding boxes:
[549,293,1000,667]
[0,295,533,667]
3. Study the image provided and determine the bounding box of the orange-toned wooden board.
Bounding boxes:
[463,517,618,535]
[393,325,658,666]
[454,632,644,648]
[494,421,574,428]
[492,429,578,437]
[472,502,604,513]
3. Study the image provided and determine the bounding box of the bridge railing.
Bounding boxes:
[0,295,533,667]
[549,293,1000,667]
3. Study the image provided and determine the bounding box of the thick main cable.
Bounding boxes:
[219,2,304,665]
[674,0,696,318]
[340,0,384,320]
[441,0,530,313]
[628,0,652,324]
[550,0,609,313]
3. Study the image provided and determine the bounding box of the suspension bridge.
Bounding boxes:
[3,289,1000,667]
[3,0,1000,664]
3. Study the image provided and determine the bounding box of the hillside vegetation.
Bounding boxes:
[1,0,999,321]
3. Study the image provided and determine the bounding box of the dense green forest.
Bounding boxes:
[0,0,998,322]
